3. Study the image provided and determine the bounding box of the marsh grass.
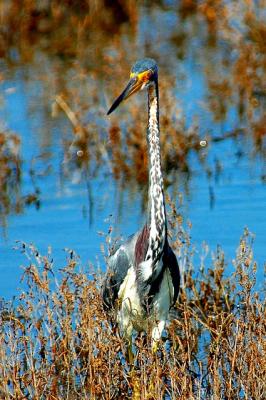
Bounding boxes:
[0,218,265,399]
[0,2,265,398]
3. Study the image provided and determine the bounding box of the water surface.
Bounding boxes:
[0,3,265,299]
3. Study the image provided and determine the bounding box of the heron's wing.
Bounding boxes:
[102,233,138,310]
[163,244,180,306]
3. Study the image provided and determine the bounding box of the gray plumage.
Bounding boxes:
[102,232,138,310]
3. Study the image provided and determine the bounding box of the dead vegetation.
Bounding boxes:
[0,221,265,399]
[0,2,265,398]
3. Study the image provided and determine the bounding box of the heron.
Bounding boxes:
[102,58,180,356]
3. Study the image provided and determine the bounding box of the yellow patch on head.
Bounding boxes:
[130,70,152,82]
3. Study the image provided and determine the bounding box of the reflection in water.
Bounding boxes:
[0,1,265,298]
[0,131,22,232]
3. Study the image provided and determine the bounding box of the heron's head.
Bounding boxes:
[107,58,158,115]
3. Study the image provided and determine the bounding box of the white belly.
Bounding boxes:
[117,266,175,340]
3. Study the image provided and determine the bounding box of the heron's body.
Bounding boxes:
[102,58,180,347]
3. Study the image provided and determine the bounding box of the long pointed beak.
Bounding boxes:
[107,76,142,115]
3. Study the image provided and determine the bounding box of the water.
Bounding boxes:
[1,80,264,299]
[0,4,265,300]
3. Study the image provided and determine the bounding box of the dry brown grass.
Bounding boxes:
[0,215,265,399]
[0,3,265,398]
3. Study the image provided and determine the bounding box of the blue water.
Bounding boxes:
[0,73,265,300]
[0,10,265,299]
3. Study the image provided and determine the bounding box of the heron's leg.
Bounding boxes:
[151,320,165,353]
[127,336,134,365]
[123,322,135,365]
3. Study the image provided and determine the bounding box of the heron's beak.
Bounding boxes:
[107,75,143,115]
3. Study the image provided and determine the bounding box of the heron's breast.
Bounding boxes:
[118,266,142,315]
[117,266,148,331]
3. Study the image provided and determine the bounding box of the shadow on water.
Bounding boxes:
[0,0,265,298]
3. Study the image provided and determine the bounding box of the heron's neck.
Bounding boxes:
[146,82,166,262]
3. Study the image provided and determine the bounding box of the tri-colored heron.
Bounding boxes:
[102,58,180,353]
